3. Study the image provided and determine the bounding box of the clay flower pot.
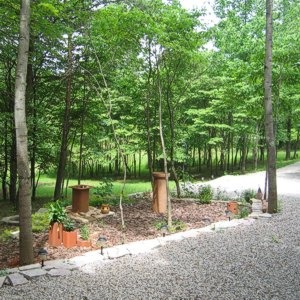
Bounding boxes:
[77,239,91,247]
[227,201,239,215]
[48,222,63,247]
[63,230,77,248]
[101,204,110,214]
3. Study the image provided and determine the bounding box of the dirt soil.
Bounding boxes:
[0,197,227,270]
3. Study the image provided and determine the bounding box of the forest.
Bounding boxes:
[1,0,299,205]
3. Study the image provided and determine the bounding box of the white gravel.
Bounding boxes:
[1,162,300,300]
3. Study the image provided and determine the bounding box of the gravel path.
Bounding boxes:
[1,162,300,300]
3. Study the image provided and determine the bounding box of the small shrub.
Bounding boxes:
[197,185,213,204]
[169,219,186,233]
[63,217,75,232]
[238,207,250,219]
[0,229,14,242]
[241,189,256,203]
[154,220,167,231]
[154,219,186,233]
[94,178,113,198]
[80,224,89,240]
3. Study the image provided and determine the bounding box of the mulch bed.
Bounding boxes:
[0,198,227,270]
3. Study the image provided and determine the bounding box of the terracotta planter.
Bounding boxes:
[63,231,77,248]
[77,239,91,247]
[227,201,239,215]
[101,204,110,214]
[70,185,92,213]
[48,222,63,247]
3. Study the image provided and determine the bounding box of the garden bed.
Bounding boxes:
[0,197,227,269]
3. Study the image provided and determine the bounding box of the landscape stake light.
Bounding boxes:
[38,248,48,267]
[161,225,168,237]
[98,236,107,255]
[225,210,232,221]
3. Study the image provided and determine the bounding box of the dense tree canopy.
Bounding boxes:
[0,0,299,203]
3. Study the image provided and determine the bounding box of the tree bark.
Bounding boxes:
[14,0,34,265]
[264,0,277,213]
[54,33,73,200]
[285,116,291,160]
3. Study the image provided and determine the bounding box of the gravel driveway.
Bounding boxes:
[1,162,300,300]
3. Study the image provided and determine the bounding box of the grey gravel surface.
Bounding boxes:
[1,162,300,300]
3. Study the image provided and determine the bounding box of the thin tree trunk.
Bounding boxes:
[14,0,33,265]
[10,110,18,206]
[26,43,37,201]
[264,0,277,213]
[293,128,300,159]
[78,96,86,185]
[285,116,291,160]
[54,33,73,200]
[157,70,172,228]
[2,120,9,201]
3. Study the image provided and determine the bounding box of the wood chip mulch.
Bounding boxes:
[0,198,227,270]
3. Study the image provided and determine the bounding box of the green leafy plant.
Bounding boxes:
[197,185,213,204]
[238,207,250,219]
[0,229,14,242]
[63,217,75,232]
[80,224,90,240]
[154,220,167,231]
[241,189,256,203]
[154,219,186,233]
[32,212,49,232]
[94,178,113,198]
[169,219,186,233]
[48,200,67,224]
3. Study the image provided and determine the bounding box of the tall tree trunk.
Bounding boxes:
[26,41,37,201]
[264,0,277,213]
[54,33,73,200]
[293,127,300,159]
[166,89,180,197]
[2,120,9,201]
[285,116,291,160]
[9,125,18,206]
[14,0,34,265]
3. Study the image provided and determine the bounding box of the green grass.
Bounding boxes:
[35,178,154,201]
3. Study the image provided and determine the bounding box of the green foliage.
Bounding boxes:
[241,189,256,203]
[63,217,75,232]
[94,178,113,198]
[32,212,49,232]
[0,229,14,242]
[154,219,186,233]
[169,219,187,233]
[197,185,213,204]
[238,206,250,219]
[48,201,67,224]
[154,219,167,231]
[80,224,89,240]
